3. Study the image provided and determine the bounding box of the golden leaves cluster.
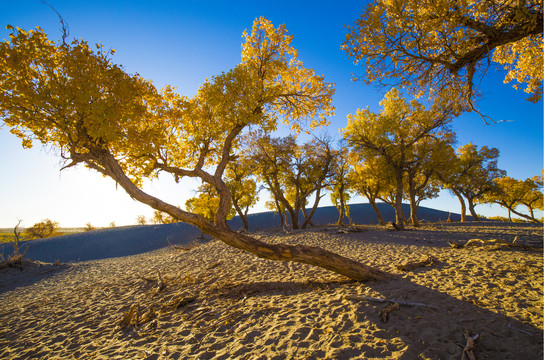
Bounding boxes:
[0,18,335,187]
[344,0,543,104]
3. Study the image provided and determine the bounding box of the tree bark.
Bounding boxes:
[233,202,249,231]
[206,225,391,281]
[467,198,480,221]
[500,203,542,224]
[453,190,467,222]
[287,207,300,229]
[394,168,406,230]
[408,188,419,227]
[369,199,386,226]
[301,186,324,229]
[96,151,390,281]
[337,184,346,225]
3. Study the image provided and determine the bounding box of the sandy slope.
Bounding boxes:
[0,221,542,359]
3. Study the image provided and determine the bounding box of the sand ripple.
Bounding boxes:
[0,221,542,359]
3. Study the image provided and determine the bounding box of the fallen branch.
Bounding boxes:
[462,333,479,360]
[396,256,435,271]
[379,302,399,323]
[508,322,533,336]
[449,237,539,250]
[345,295,439,309]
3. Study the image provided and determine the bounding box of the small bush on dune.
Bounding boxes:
[25,219,60,239]
[84,223,96,232]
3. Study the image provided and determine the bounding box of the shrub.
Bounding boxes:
[84,223,96,232]
[26,219,59,239]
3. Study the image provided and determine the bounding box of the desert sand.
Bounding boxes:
[0,221,542,359]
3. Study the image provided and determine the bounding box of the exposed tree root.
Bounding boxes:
[449,237,540,251]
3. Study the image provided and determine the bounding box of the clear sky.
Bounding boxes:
[0,0,542,228]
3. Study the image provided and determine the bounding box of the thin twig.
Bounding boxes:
[345,295,439,309]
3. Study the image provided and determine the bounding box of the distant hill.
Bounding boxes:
[0,203,467,263]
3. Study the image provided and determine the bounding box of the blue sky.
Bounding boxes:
[0,0,542,227]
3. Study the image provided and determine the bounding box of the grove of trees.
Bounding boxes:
[1,3,542,280]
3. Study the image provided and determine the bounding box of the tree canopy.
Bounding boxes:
[0,19,391,281]
[342,88,459,229]
[344,0,543,113]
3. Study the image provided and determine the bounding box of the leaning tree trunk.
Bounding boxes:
[99,151,389,282]
[204,224,390,281]
[505,205,542,224]
[233,202,249,231]
[369,199,386,226]
[467,198,480,221]
[301,186,324,229]
[453,190,467,222]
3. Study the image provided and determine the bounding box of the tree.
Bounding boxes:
[224,158,259,231]
[26,219,59,239]
[344,0,543,115]
[151,210,178,224]
[251,135,336,230]
[328,145,352,225]
[482,175,542,223]
[520,175,544,220]
[297,136,336,228]
[440,143,505,221]
[342,88,459,229]
[84,223,96,232]
[403,132,454,226]
[348,154,394,226]
[136,215,147,225]
[0,19,389,281]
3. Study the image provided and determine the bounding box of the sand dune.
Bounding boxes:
[0,204,466,264]
[0,220,542,359]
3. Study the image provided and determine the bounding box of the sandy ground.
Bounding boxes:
[0,221,542,359]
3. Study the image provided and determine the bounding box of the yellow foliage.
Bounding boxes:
[344,0,543,105]
[0,18,334,198]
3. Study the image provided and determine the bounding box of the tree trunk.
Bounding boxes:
[408,189,419,227]
[467,198,480,221]
[287,207,299,229]
[394,169,405,230]
[301,187,323,229]
[453,190,467,222]
[508,209,512,222]
[98,152,390,281]
[233,202,249,231]
[369,199,386,225]
[337,185,346,225]
[504,205,542,224]
[207,225,391,281]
